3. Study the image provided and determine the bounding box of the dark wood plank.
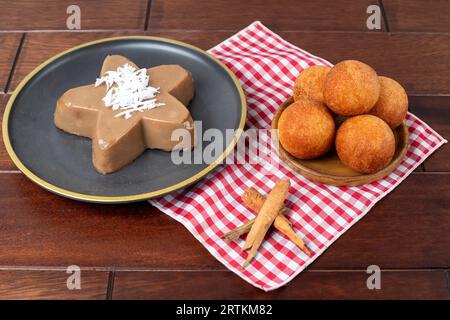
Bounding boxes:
[0,94,16,170]
[10,32,450,95]
[8,31,235,92]
[313,173,450,269]
[149,0,384,31]
[0,0,147,30]
[0,173,221,269]
[0,34,21,93]
[277,32,450,96]
[0,173,448,270]
[409,96,449,172]
[10,32,133,92]
[383,0,450,32]
[2,32,449,271]
[0,269,108,299]
[112,270,449,299]
[447,270,450,296]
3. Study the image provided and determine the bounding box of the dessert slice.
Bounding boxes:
[54,55,195,174]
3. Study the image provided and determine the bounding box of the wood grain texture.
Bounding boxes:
[0,5,449,299]
[10,32,450,95]
[0,173,221,268]
[383,0,450,32]
[112,270,449,299]
[0,94,16,170]
[149,0,383,31]
[409,96,450,172]
[0,173,447,270]
[0,34,21,93]
[9,32,138,92]
[447,270,450,295]
[313,172,450,269]
[0,270,108,299]
[276,32,450,96]
[0,0,147,30]
[8,31,235,92]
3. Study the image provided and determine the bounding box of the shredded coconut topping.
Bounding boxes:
[95,63,165,119]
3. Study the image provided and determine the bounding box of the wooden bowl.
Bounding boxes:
[271,97,409,186]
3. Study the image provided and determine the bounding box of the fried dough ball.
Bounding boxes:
[293,65,331,103]
[336,115,395,174]
[369,76,408,128]
[278,99,335,159]
[324,60,380,116]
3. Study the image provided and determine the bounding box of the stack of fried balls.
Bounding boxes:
[278,60,408,174]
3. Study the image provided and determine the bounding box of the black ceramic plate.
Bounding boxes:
[3,36,246,203]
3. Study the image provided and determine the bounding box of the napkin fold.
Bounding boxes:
[150,21,447,291]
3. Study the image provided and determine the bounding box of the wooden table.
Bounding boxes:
[0,0,448,300]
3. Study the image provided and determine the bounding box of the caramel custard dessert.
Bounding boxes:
[54,55,195,174]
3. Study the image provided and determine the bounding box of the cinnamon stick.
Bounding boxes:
[243,179,290,267]
[222,187,310,255]
[221,188,287,241]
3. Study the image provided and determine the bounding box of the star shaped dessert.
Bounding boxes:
[54,55,195,174]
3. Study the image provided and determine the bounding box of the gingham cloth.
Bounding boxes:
[150,21,447,291]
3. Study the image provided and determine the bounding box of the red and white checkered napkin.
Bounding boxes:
[150,21,447,291]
